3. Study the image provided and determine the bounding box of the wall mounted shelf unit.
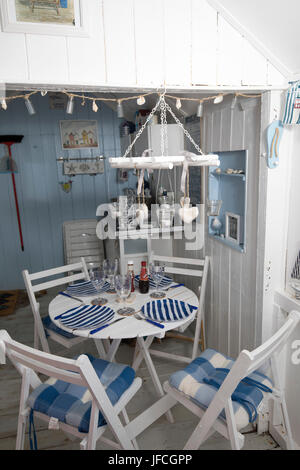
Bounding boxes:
[208,150,248,253]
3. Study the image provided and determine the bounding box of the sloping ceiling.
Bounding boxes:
[208,0,299,78]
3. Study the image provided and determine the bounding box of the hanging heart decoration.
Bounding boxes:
[178,197,199,224]
[136,203,148,227]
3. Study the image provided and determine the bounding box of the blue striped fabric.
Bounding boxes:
[141,298,198,322]
[66,280,110,297]
[55,305,115,330]
[169,349,273,428]
[134,274,173,289]
[282,81,300,125]
[42,315,77,339]
[27,355,135,433]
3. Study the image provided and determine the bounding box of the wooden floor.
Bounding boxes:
[0,288,280,451]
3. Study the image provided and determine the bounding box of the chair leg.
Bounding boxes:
[121,408,139,450]
[80,439,87,450]
[192,316,204,360]
[87,403,99,450]
[225,399,244,450]
[17,370,31,450]
[33,324,39,350]
[279,396,294,450]
[16,413,28,450]
[270,356,294,449]
[200,319,205,351]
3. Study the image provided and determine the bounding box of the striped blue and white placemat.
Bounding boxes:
[55,304,115,330]
[134,274,173,289]
[66,280,110,297]
[141,298,198,323]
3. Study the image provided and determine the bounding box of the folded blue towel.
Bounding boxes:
[203,368,272,423]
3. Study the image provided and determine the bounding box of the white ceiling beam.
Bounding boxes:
[2,81,287,93]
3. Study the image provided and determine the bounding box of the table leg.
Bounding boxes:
[105,338,122,362]
[103,339,111,354]
[136,336,174,423]
[132,336,154,371]
[93,339,107,358]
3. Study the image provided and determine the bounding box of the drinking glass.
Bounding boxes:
[149,264,166,299]
[89,268,107,305]
[114,274,135,315]
[103,259,119,292]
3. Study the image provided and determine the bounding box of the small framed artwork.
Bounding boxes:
[118,169,129,182]
[60,120,99,150]
[225,212,240,245]
[0,0,88,37]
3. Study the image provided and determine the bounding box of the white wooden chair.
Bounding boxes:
[22,257,90,354]
[162,310,300,450]
[147,253,210,363]
[0,330,142,450]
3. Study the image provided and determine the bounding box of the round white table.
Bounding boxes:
[49,284,198,423]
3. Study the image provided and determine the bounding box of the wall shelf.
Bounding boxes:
[208,150,248,252]
[211,171,246,181]
[209,234,245,253]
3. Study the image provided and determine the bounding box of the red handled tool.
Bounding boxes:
[0,135,24,251]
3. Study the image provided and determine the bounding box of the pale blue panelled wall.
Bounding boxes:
[0,94,135,289]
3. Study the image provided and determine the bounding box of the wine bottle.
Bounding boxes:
[139,261,149,294]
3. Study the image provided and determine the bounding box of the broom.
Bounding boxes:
[0,135,24,251]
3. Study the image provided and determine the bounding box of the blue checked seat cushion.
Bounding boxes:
[27,354,135,433]
[42,315,77,340]
[169,349,272,430]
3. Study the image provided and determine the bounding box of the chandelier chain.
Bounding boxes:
[121,96,162,159]
[160,94,168,157]
[165,102,204,155]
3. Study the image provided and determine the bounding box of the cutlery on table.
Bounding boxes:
[58,291,85,304]
[167,289,188,299]
[164,283,185,291]
[89,317,124,335]
[134,312,165,329]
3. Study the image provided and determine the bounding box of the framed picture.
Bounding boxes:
[0,0,88,37]
[118,168,129,182]
[60,120,99,150]
[63,159,104,175]
[225,212,240,245]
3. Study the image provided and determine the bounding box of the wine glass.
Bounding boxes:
[103,259,119,292]
[149,264,166,299]
[89,268,107,306]
[114,274,135,315]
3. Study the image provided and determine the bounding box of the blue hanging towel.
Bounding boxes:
[60,0,68,8]
[203,368,272,423]
[282,81,300,125]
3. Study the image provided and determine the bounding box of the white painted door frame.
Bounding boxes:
[257,90,293,345]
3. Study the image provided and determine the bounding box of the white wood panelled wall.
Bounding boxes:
[202,95,262,357]
[0,0,286,89]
